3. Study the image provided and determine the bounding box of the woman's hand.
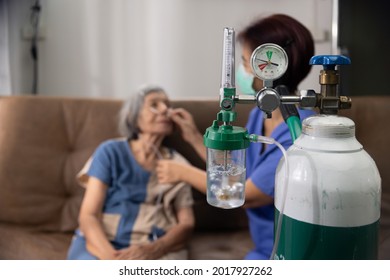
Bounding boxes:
[156,159,184,184]
[115,243,164,260]
[86,241,120,260]
[114,207,195,260]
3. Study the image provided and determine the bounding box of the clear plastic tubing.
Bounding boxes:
[248,134,289,260]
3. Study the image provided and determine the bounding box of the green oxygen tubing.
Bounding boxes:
[276,85,302,141]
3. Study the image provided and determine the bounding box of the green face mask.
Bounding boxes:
[236,64,256,95]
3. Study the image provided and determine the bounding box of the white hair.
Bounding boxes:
[118,84,166,139]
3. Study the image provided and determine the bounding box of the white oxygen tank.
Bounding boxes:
[274,114,381,259]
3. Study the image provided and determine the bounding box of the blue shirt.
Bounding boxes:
[67,139,193,260]
[244,107,315,260]
[88,139,151,248]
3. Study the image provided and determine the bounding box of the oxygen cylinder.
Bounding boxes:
[274,114,381,259]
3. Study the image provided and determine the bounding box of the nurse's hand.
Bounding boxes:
[169,108,206,162]
[156,159,184,184]
[169,108,202,144]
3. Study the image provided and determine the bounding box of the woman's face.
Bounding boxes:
[137,91,173,136]
[241,44,264,91]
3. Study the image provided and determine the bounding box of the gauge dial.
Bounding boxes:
[250,43,288,81]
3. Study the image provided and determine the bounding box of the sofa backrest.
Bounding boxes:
[0,96,122,231]
[339,96,390,240]
[0,96,251,232]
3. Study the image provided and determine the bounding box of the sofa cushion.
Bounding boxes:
[188,230,254,260]
[0,223,72,259]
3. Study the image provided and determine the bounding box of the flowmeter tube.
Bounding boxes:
[221,27,235,89]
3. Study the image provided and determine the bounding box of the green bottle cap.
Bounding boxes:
[204,120,250,150]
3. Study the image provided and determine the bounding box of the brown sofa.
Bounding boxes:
[0,95,388,260]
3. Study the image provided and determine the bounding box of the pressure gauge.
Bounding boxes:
[250,43,288,81]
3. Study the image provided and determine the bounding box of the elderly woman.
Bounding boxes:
[67,85,195,260]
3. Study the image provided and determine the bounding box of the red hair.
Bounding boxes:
[238,14,315,92]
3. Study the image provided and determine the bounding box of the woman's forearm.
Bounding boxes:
[189,133,207,162]
[151,207,194,257]
[151,222,194,257]
[80,215,117,259]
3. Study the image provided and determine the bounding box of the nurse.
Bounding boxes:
[156,14,316,259]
